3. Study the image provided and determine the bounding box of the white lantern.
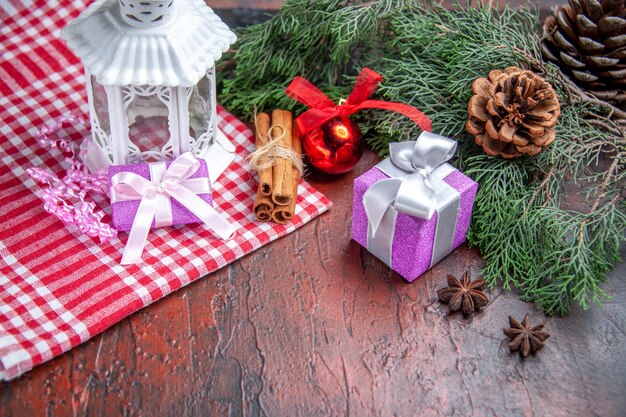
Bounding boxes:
[61,0,238,180]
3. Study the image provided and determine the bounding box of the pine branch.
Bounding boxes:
[218,1,626,315]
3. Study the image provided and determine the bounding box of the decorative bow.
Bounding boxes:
[110,153,236,265]
[363,134,457,238]
[285,67,432,135]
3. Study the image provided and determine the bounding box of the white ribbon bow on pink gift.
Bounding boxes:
[110,153,236,265]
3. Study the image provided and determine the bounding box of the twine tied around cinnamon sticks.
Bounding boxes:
[249,118,304,179]
[249,110,304,224]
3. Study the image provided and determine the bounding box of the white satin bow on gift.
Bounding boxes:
[110,153,236,265]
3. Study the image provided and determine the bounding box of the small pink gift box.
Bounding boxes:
[108,152,235,265]
[351,133,478,282]
[109,158,213,232]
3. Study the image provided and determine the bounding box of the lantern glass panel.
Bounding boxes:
[125,88,171,160]
[188,72,214,145]
[91,75,111,138]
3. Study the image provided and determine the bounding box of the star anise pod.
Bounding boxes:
[437,271,489,315]
[503,314,550,358]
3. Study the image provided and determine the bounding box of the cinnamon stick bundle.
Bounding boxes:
[252,110,302,224]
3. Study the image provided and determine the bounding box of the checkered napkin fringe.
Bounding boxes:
[0,0,332,381]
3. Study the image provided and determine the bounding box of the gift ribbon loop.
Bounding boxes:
[363,132,460,268]
[286,67,432,135]
[110,153,236,265]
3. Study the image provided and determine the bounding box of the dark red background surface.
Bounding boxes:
[2,3,625,417]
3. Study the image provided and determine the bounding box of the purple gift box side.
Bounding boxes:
[109,160,213,232]
[351,166,478,282]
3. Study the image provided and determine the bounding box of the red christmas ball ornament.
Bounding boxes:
[302,116,364,174]
[286,68,433,175]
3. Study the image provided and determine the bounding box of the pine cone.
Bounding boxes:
[466,67,561,159]
[542,0,626,104]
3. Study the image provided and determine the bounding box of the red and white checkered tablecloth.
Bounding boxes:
[0,0,332,381]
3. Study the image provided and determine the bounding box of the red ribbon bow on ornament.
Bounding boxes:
[286,67,432,135]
